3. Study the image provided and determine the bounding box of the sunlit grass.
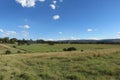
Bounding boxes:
[10,44,120,53]
[0,47,120,80]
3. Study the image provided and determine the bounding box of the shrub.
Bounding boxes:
[48,42,55,45]
[17,51,21,53]
[27,43,31,46]
[81,50,84,52]
[63,47,77,51]
[0,74,3,80]
[5,50,11,54]
[67,47,77,51]
[13,46,16,48]
[63,48,67,51]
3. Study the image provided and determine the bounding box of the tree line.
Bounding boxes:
[0,37,120,45]
[0,37,54,45]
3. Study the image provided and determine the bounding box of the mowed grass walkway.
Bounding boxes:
[0,47,120,80]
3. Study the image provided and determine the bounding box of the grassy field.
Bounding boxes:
[0,44,120,80]
[7,44,120,53]
[0,44,23,54]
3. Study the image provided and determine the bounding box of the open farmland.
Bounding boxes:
[0,44,120,80]
[1,0,120,80]
[7,44,120,53]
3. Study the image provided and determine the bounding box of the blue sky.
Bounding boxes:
[0,0,120,40]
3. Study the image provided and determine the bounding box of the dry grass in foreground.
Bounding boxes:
[0,48,120,80]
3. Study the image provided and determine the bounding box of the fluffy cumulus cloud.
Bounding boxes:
[53,0,57,4]
[87,29,93,32]
[50,0,57,10]
[39,0,45,2]
[50,4,56,10]
[53,15,60,20]
[15,0,63,20]
[19,25,30,29]
[16,0,36,7]
[16,0,62,8]
[0,29,4,33]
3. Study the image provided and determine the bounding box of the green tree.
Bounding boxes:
[3,37,9,43]
[10,38,17,44]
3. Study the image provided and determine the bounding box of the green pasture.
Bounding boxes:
[9,44,120,53]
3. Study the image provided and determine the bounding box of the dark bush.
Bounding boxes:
[13,46,16,48]
[27,43,30,46]
[81,50,84,52]
[63,47,77,51]
[0,74,3,80]
[63,48,67,51]
[5,50,11,54]
[67,47,77,51]
[48,42,54,45]
[17,51,21,53]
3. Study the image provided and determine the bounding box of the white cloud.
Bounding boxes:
[87,29,93,32]
[16,0,36,7]
[53,1,57,4]
[3,31,17,36]
[50,4,56,10]
[19,25,30,29]
[39,0,45,2]
[7,31,17,35]
[15,0,63,20]
[117,32,120,35]
[0,29,4,33]
[116,32,120,38]
[53,15,60,20]
[70,37,79,40]
[59,32,62,34]
[16,0,58,8]
[22,31,29,37]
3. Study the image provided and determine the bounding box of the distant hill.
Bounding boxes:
[55,39,120,44]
